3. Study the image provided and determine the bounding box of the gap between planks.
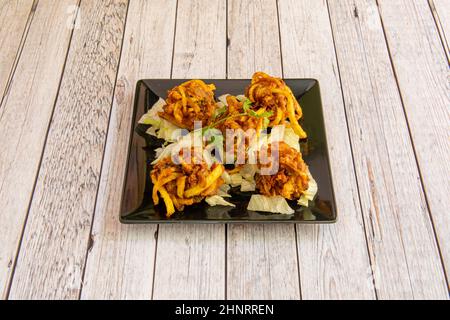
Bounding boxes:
[151,0,227,300]
[428,0,450,62]
[375,0,450,292]
[150,0,180,301]
[1,0,82,299]
[279,0,375,299]
[78,0,132,299]
[326,0,448,299]
[7,0,128,299]
[0,0,37,107]
[80,0,177,299]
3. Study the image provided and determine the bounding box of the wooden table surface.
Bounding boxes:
[0,0,449,300]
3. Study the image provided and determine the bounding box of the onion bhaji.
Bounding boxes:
[151,147,224,217]
[246,72,307,138]
[215,95,263,164]
[256,142,309,200]
[158,80,217,130]
[150,73,313,217]
[217,95,265,133]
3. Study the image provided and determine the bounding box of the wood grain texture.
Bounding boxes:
[171,0,227,78]
[327,0,448,299]
[377,0,450,288]
[0,0,78,299]
[0,0,34,102]
[152,0,227,300]
[227,0,282,78]
[8,0,128,300]
[227,224,300,299]
[278,0,375,300]
[226,0,300,300]
[81,0,177,300]
[429,0,450,60]
[0,0,446,301]
[153,224,226,299]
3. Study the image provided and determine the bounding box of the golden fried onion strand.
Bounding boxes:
[256,142,309,200]
[151,149,225,217]
[184,165,224,198]
[247,72,307,138]
[158,80,216,130]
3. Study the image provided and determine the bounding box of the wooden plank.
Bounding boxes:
[227,224,300,299]
[429,0,450,60]
[81,0,177,300]
[171,0,226,78]
[8,0,128,300]
[152,0,227,300]
[327,0,448,299]
[0,0,78,299]
[377,0,450,289]
[227,0,282,78]
[278,0,375,300]
[0,0,34,102]
[153,224,226,300]
[226,0,300,300]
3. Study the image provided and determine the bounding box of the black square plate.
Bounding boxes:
[120,79,336,224]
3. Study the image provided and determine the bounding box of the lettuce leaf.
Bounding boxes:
[240,164,257,180]
[229,173,243,187]
[236,95,246,102]
[218,94,230,106]
[146,119,182,142]
[241,179,256,192]
[217,184,232,198]
[139,98,165,124]
[206,195,236,207]
[139,98,183,142]
[151,143,175,165]
[283,127,301,152]
[247,195,294,215]
[151,133,193,165]
[221,171,232,184]
[298,170,318,207]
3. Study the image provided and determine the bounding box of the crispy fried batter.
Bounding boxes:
[215,95,262,163]
[158,80,216,130]
[217,96,264,133]
[256,142,309,200]
[150,147,224,217]
[246,72,307,138]
[150,74,312,216]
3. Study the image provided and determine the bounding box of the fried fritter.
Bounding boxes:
[216,95,265,133]
[158,80,216,130]
[256,142,309,200]
[246,72,307,138]
[151,147,224,217]
[214,95,264,164]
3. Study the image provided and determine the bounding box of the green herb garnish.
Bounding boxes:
[204,98,273,133]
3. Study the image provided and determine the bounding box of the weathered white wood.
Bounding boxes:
[0,0,78,299]
[429,0,450,60]
[278,0,375,300]
[226,0,300,300]
[327,0,448,299]
[8,0,128,300]
[227,0,282,79]
[0,0,444,301]
[152,0,227,300]
[0,0,34,101]
[378,0,450,289]
[227,224,300,299]
[153,224,226,299]
[171,0,226,79]
[81,0,177,300]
